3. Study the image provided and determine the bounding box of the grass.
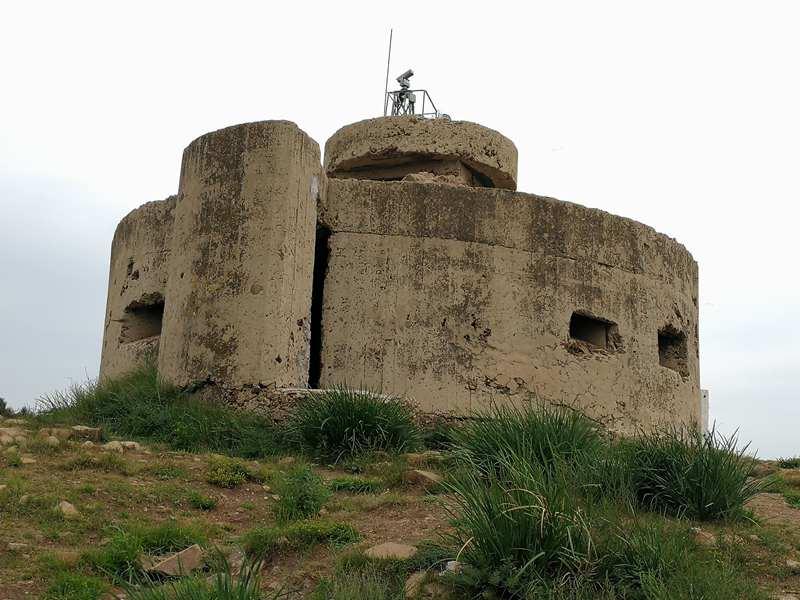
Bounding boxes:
[309,568,403,600]
[61,451,134,475]
[622,425,764,520]
[313,542,450,600]
[449,402,602,475]
[286,387,420,462]
[444,454,594,595]
[440,404,769,599]
[37,361,279,458]
[145,463,188,480]
[242,519,359,558]
[187,491,217,511]
[328,476,384,494]
[81,520,207,583]
[272,464,331,522]
[42,572,108,600]
[124,559,277,600]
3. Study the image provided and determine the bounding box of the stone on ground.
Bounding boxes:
[690,527,716,547]
[146,544,205,576]
[365,541,418,560]
[120,441,141,451]
[56,500,80,520]
[21,456,37,465]
[103,441,124,453]
[404,571,427,598]
[404,469,443,489]
[404,451,445,466]
[785,558,800,573]
[71,425,102,441]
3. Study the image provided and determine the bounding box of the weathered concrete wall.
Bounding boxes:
[325,117,518,190]
[317,179,700,432]
[157,121,321,394]
[99,196,176,379]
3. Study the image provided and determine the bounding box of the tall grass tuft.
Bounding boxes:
[444,451,595,596]
[287,387,420,462]
[37,361,279,458]
[449,402,602,475]
[622,425,764,521]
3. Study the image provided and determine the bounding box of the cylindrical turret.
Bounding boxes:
[158,121,321,393]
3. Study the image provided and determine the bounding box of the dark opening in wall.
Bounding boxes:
[658,326,689,377]
[569,312,617,349]
[120,294,164,344]
[308,226,331,388]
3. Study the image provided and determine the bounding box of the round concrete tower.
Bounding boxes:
[317,116,700,433]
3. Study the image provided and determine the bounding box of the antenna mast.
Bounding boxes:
[383,29,393,116]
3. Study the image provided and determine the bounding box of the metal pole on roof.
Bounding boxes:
[383,29,393,116]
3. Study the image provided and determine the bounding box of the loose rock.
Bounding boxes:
[146,544,205,576]
[57,500,80,520]
[365,542,418,560]
[445,560,463,573]
[690,527,716,547]
[103,441,124,453]
[120,441,141,451]
[72,425,102,441]
[404,469,443,489]
[404,571,427,598]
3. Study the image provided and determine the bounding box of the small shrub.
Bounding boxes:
[242,519,358,558]
[287,387,420,462]
[43,572,108,600]
[329,476,383,494]
[273,464,331,522]
[622,425,764,520]
[778,457,800,469]
[450,403,602,476]
[187,491,218,511]
[206,455,250,488]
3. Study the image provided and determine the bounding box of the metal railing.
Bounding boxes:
[384,88,447,119]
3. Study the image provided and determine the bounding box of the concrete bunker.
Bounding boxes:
[99,115,701,433]
[119,294,164,344]
[658,325,689,377]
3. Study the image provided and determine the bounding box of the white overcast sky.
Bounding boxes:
[1,1,797,457]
